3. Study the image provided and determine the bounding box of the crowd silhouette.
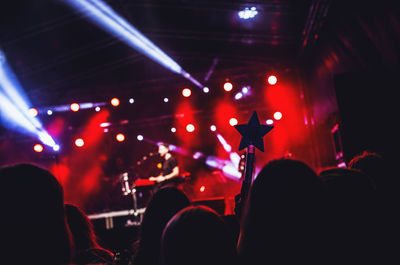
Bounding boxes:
[0,150,391,264]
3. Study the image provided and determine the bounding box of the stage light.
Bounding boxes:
[116,133,125,142]
[266,119,274,125]
[222,164,242,179]
[37,130,56,148]
[217,133,232,152]
[238,7,258,20]
[186,124,195,132]
[210,125,216,132]
[171,127,176,133]
[100,122,111,128]
[229,118,238,126]
[29,108,38,117]
[267,75,277,85]
[163,97,169,103]
[47,110,53,115]
[75,138,84,147]
[70,103,80,112]
[200,186,205,192]
[234,92,243,100]
[65,0,204,90]
[34,144,43,153]
[0,49,58,150]
[137,135,143,141]
[111,97,120,107]
[129,98,134,104]
[182,88,191,97]
[223,82,233,92]
[193,152,203,160]
[53,144,60,151]
[203,87,209,93]
[242,86,249,94]
[95,106,101,112]
[273,111,282,120]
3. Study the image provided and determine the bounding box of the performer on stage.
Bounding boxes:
[149,143,180,187]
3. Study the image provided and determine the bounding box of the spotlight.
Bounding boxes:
[64,0,204,90]
[95,106,101,112]
[203,87,209,93]
[33,144,43,153]
[193,152,203,160]
[0,48,58,149]
[186,124,195,132]
[234,92,243,100]
[238,7,258,20]
[163,97,169,103]
[242,86,249,94]
[266,119,274,125]
[137,135,143,141]
[223,82,233,92]
[29,108,38,117]
[116,133,125,142]
[182,88,191,97]
[200,186,206,192]
[210,125,216,132]
[53,144,60,151]
[111,98,120,107]
[129,98,134,104]
[171,127,176,133]
[273,111,282,120]
[217,133,232,152]
[47,110,53,115]
[75,138,84,147]
[70,103,80,112]
[229,118,238,126]
[100,122,111,128]
[267,75,278,85]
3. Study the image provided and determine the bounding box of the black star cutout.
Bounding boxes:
[234,111,274,152]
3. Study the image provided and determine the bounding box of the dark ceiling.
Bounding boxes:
[0,0,320,106]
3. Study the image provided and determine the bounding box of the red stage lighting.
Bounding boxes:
[75,138,84,147]
[111,98,120,107]
[267,75,278,85]
[186,124,195,132]
[70,103,80,112]
[33,144,43,152]
[223,82,233,92]
[200,186,206,192]
[229,118,238,126]
[182,88,191,97]
[29,108,38,117]
[116,133,125,142]
[273,111,282,120]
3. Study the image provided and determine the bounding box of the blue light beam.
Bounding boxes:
[65,0,204,89]
[0,49,57,148]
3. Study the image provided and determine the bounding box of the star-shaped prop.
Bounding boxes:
[234,111,273,152]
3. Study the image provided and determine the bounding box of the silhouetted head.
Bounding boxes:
[133,187,190,265]
[0,163,71,264]
[65,204,114,265]
[319,167,379,263]
[238,159,325,264]
[161,206,237,265]
[348,151,387,189]
[65,203,100,251]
